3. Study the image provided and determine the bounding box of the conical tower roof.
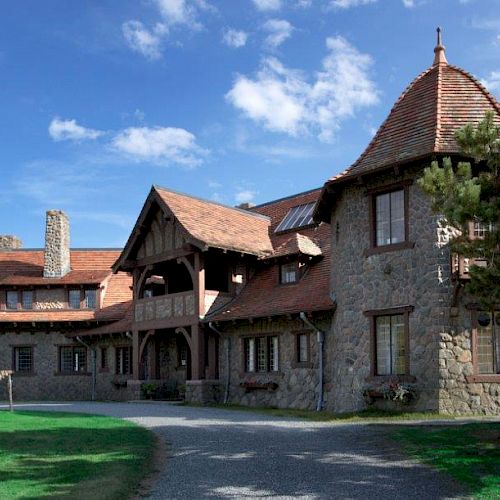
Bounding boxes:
[327,29,500,184]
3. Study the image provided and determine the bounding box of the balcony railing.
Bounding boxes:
[134,291,196,324]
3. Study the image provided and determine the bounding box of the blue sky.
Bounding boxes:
[1,0,499,247]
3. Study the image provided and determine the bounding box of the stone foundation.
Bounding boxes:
[185,380,221,404]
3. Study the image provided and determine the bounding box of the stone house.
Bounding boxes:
[0,34,499,414]
[0,211,133,401]
[314,35,500,414]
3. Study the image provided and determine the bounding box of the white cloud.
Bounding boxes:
[226,36,379,142]
[481,71,500,91]
[262,19,294,49]
[235,189,257,204]
[328,0,376,8]
[112,126,206,166]
[122,21,168,60]
[252,0,282,11]
[295,0,312,7]
[222,29,248,48]
[402,0,414,6]
[49,118,103,142]
[123,0,213,59]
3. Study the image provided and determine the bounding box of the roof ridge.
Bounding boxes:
[434,62,444,151]
[251,187,322,208]
[0,248,123,252]
[332,66,436,182]
[153,185,271,222]
[447,64,500,116]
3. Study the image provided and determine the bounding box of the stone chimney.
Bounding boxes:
[43,210,71,278]
[235,202,255,210]
[0,236,22,250]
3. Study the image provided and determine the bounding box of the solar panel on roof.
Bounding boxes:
[275,202,315,233]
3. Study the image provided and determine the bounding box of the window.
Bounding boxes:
[101,347,108,370]
[296,333,310,364]
[13,346,33,373]
[84,289,97,309]
[280,262,298,284]
[178,344,188,367]
[59,346,87,373]
[116,346,133,375]
[6,291,18,310]
[68,290,81,309]
[471,221,494,239]
[375,315,406,375]
[375,189,405,247]
[244,336,279,373]
[275,202,315,233]
[22,291,33,310]
[475,312,499,375]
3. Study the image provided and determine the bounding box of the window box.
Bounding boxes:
[240,381,279,393]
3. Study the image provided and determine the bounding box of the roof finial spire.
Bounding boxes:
[433,26,448,65]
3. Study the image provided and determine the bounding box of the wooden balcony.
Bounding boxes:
[452,254,488,280]
[134,291,197,329]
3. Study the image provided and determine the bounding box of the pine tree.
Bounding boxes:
[418,111,500,309]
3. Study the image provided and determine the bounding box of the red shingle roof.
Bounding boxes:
[328,61,500,183]
[206,189,333,322]
[155,187,273,257]
[0,249,132,323]
[314,53,500,222]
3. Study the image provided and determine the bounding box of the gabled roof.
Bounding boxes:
[315,36,500,222]
[0,249,132,323]
[155,187,273,256]
[114,186,273,271]
[206,189,333,322]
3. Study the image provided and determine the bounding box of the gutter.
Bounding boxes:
[76,336,96,402]
[299,312,325,412]
[208,321,230,405]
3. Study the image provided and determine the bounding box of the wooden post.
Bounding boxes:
[132,330,140,380]
[8,374,13,411]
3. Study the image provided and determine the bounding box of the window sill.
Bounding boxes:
[365,375,416,383]
[364,241,415,257]
[466,374,500,383]
[292,362,313,369]
[54,372,92,377]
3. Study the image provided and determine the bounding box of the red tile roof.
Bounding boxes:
[314,56,500,222]
[0,249,132,323]
[155,187,273,257]
[330,62,500,183]
[206,189,333,322]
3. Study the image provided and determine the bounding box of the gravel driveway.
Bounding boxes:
[1,401,466,499]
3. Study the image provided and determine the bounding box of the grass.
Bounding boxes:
[395,423,500,499]
[0,410,156,500]
[183,402,452,422]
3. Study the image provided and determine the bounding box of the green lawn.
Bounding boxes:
[395,423,500,499]
[0,410,156,500]
[185,402,452,422]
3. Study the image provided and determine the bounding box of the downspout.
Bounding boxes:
[299,312,324,412]
[208,321,230,404]
[76,336,96,402]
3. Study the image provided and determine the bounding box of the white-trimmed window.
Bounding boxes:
[280,262,298,284]
[375,315,407,376]
[116,346,133,375]
[244,336,279,373]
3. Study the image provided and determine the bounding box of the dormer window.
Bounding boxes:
[280,262,298,284]
[275,202,315,233]
[6,291,18,310]
[471,221,494,239]
[69,290,81,309]
[22,291,33,310]
[84,289,97,309]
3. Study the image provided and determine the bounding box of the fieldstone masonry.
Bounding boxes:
[43,210,71,278]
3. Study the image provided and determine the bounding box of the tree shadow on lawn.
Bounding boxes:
[0,426,154,499]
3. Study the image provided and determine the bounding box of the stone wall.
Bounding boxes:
[328,168,449,413]
[43,210,71,278]
[218,315,332,410]
[328,167,499,415]
[0,331,135,402]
